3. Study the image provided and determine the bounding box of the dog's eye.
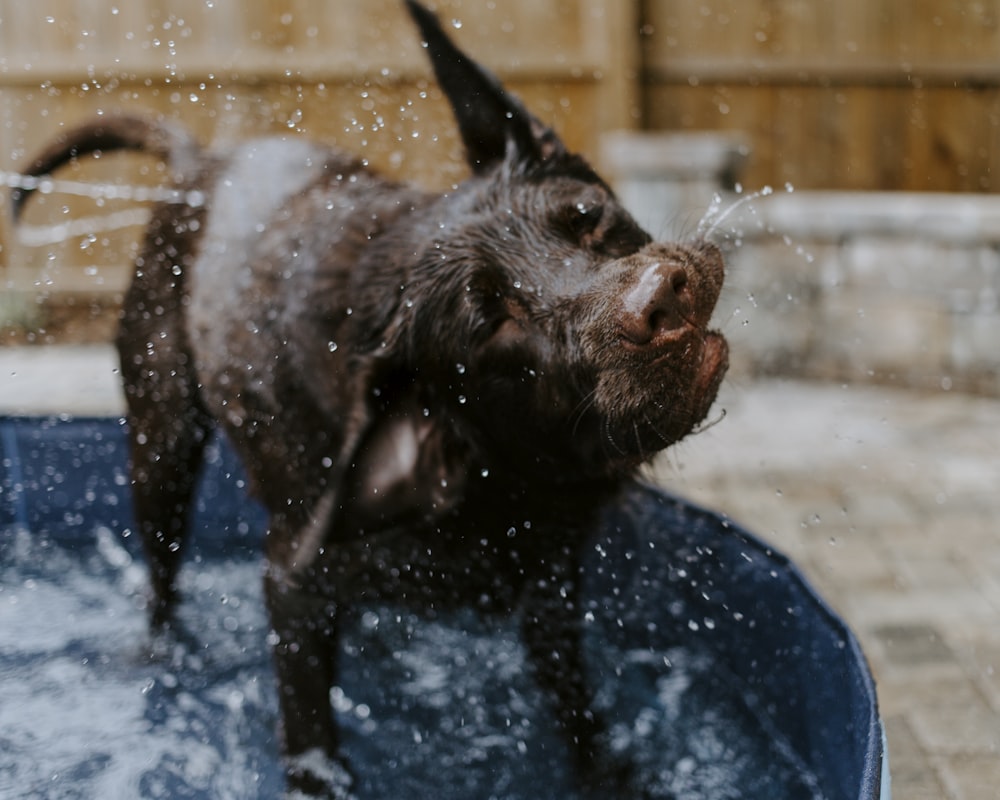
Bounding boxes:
[563,200,606,244]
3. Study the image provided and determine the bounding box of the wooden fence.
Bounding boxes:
[642,0,1000,193]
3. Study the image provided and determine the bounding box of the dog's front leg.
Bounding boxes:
[521,555,640,797]
[521,572,603,757]
[264,566,353,799]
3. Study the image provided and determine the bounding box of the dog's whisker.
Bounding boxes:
[632,420,649,463]
[690,406,727,436]
[569,387,600,437]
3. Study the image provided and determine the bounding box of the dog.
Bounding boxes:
[14,2,728,796]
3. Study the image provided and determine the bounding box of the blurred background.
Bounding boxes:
[1,2,998,798]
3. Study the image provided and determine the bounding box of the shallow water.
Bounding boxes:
[0,517,826,800]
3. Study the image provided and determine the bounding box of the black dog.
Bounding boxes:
[15,2,728,796]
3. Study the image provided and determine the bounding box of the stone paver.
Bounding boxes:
[3,345,1000,798]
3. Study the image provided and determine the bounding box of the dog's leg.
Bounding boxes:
[119,341,212,627]
[263,508,354,799]
[521,552,638,796]
[522,580,604,759]
[125,410,209,631]
[117,229,212,628]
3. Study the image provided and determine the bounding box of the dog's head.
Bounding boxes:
[350,3,728,499]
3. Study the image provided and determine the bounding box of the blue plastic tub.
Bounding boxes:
[0,416,886,799]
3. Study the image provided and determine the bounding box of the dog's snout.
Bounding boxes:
[619,261,692,346]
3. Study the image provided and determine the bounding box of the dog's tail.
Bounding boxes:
[11,111,201,221]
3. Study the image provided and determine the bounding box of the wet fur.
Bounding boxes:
[15,3,728,797]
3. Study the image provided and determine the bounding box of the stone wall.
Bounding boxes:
[719,192,1000,395]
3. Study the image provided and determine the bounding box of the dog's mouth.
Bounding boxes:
[589,323,729,464]
[644,327,728,439]
[691,329,729,398]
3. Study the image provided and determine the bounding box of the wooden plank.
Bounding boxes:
[0,1,613,83]
[645,57,1000,88]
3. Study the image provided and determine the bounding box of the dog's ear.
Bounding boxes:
[277,384,471,573]
[345,399,470,532]
[405,0,567,173]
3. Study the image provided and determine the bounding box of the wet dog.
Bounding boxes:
[14,2,728,796]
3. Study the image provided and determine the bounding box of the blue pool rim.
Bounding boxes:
[0,414,886,799]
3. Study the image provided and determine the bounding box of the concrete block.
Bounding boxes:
[819,292,953,380]
[949,311,1000,374]
[841,237,1000,301]
[600,130,750,240]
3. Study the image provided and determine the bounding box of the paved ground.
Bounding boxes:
[3,345,999,799]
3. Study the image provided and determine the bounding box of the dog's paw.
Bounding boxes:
[285,748,356,800]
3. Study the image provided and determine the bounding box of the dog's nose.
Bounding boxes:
[619,261,692,346]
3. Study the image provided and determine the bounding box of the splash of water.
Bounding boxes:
[696,184,776,241]
[697,183,814,262]
[2,168,205,247]
[1,168,205,208]
[695,182,815,334]
[17,209,152,247]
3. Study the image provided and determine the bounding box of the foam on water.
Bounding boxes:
[0,526,281,799]
[0,522,825,799]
